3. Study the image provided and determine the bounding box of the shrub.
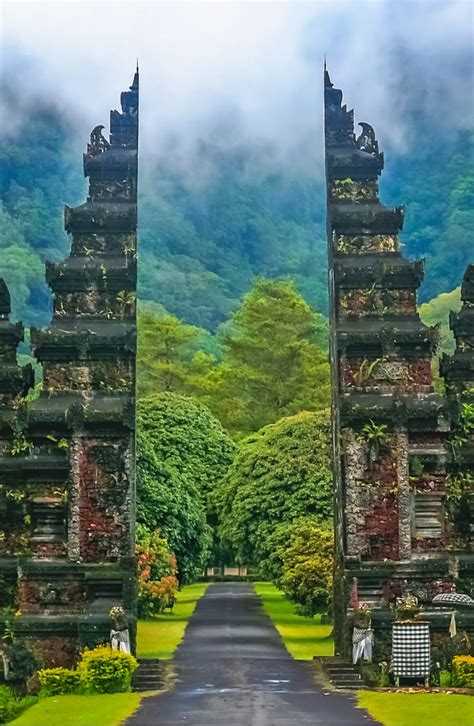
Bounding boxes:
[439,669,452,687]
[136,526,179,618]
[138,575,178,619]
[78,644,138,694]
[217,410,332,574]
[277,520,334,616]
[452,655,474,688]
[38,667,81,696]
[0,684,37,724]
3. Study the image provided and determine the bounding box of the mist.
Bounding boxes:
[1,0,473,176]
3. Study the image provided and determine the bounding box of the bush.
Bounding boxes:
[0,684,37,724]
[439,669,452,687]
[277,520,333,616]
[38,667,81,696]
[217,410,332,574]
[136,527,179,618]
[452,655,474,688]
[78,645,138,694]
[138,575,178,619]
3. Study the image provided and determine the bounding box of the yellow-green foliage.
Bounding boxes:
[77,645,138,694]
[38,667,81,696]
[278,522,333,616]
[452,655,474,688]
[419,287,461,356]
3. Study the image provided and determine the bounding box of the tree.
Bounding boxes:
[137,310,204,397]
[136,393,236,580]
[217,410,332,572]
[277,521,334,616]
[209,278,330,437]
[136,431,209,583]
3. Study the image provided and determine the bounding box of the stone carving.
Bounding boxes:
[87,125,110,156]
[356,122,379,154]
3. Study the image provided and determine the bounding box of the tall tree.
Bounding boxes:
[136,393,236,580]
[208,278,330,437]
[137,310,209,397]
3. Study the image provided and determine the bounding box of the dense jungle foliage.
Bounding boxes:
[0,98,472,331]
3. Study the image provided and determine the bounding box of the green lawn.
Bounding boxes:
[357,691,474,726]
[10,693,141,726]
[137,582,208,659]
[253,582,334,659]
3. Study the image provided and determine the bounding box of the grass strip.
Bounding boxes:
[137,582,208,660]
[10,693,141,726]
[357,690,474,726]
[253,581,334,659]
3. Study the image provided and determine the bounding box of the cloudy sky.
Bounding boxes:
[1,0,473,163]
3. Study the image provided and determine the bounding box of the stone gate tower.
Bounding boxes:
[0,70,138,669]
[324,68,473,659]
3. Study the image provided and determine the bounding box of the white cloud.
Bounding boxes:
[1,0,472,163]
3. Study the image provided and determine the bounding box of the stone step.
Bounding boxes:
[331,681,364,690]
[329,676,363,682]
[326,668,361,680]
[133,659,165,691]
[133,681,162,692]
[318,657,365,690]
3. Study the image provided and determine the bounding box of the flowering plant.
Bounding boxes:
[136,527,178,619]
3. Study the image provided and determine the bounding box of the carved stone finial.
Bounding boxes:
[87,125,110,156]
[356,122,379,155]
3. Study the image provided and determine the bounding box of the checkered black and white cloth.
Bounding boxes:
[391,622,430,677]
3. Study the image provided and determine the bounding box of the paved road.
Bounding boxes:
[127,582,380,725]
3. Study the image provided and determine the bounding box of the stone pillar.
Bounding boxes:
[0,70,139,670]
[324,67,452,657]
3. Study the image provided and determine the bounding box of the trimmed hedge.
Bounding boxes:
[37,645,138,698]
[78,645,138,694]
[38,667,81,696]
[452,655,474,688]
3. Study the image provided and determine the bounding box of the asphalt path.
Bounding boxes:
[126,582,380,725]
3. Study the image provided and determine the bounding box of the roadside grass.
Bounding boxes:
[357,691,474,726]
[137,582,208,659]
[253,581,334,659]
[10,693,141,726]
